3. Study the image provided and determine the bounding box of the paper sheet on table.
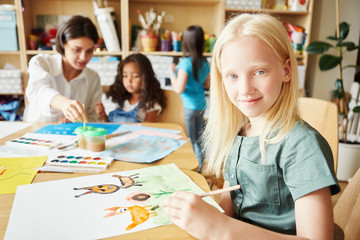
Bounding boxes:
[34,123,121,135]
[114,124,180,135]
[5,164,222,240]
[0,156,47,194]
[99,135,187,163]
[0,122,32,140]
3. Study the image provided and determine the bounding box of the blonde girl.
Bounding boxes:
[162,14,340,240]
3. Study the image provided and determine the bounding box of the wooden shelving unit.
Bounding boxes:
[0,0,313,96]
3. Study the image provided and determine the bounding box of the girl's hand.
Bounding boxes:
[169,63,177,73]
[161,191,225,239]
[95,102,108,122]
[61,99,88,123]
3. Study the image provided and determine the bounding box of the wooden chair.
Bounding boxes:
[334,168,360,240]
[156,89,187,136]
[298,97,339,173]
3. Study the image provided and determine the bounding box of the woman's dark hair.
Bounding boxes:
[56,15,99,55]
[182,25,205,82]
[106,53,166,112]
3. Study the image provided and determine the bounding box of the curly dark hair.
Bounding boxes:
[106,53,166,112]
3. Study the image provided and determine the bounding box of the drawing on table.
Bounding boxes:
[5,164,222,239]
[104,205,157,231]
[0,156,47,195]
[0,166,8,175]
[73,173,142,198]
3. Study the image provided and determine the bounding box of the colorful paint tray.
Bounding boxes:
[6,136,61,150]
[46,155,113,171]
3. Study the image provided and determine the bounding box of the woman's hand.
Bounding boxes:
[60,99,87,123]
[51,95,88,122]
[161,191,225,240]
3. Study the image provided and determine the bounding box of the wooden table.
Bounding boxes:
[0,122,208,239]
[0,122,199,172]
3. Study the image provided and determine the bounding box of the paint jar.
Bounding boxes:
[75,126,91,149]
[84,127,107,152]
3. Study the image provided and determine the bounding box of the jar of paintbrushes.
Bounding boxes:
[137,7,165,51]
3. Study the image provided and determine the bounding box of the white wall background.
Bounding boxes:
[306,0,360,100]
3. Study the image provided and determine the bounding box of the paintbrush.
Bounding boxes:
[105,131,131,139]
[82,104,86,130]
[151,185,241,211]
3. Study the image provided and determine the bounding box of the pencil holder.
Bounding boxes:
[172,40,182,52]
[160,39,172,51]
[140,35,158,51]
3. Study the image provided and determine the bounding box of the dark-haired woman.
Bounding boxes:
[169,25,210,171]
[24,15,102,123]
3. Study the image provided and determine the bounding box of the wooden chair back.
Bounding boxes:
[334,168,360,240]
[298,97,339,173]
[156,89,187,136]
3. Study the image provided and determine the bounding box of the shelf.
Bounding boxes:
[225,8,308,15]
[0,93,24,95]
[130,51,213,57]
[25,50,122,56]
[0,51,21,55]
[130,0,220,5]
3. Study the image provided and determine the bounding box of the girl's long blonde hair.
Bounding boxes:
[203,14,300,177]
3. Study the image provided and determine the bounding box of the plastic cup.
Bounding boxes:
[84,127,107,152]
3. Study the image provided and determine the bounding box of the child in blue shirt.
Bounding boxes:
[169,25,210,171]
[162,14,340,240]
[96,53,166,122]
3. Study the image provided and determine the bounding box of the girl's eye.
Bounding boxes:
[132,74,140,78]
[226,74,237,80]
[86,49,94,54]
[255,70,265,76]
[122,74,128,78]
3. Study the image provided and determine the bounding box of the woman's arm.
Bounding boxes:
[169,63,188,94]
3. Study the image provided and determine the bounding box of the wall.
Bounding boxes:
[307,0,360,100]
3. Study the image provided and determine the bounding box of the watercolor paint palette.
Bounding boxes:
[46,155,113,171]
[6,136,61,150]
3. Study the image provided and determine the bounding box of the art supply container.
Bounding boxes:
[84,127,107,152]
[172,40,181,52]
[75,126,92,149]
[140,35,158,51]
[160,39,172,51]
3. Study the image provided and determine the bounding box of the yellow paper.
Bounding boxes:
[0,156,47,194]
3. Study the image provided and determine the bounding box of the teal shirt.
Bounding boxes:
[177,57,210,111]
[224,121,340,235]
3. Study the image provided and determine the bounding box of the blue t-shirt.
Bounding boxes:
[177,57,210,111]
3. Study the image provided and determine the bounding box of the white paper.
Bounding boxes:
[5,164,221,240]
[0,122,32,140]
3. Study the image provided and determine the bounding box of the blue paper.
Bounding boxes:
[34,123,121,135]
[98,135,186,163]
